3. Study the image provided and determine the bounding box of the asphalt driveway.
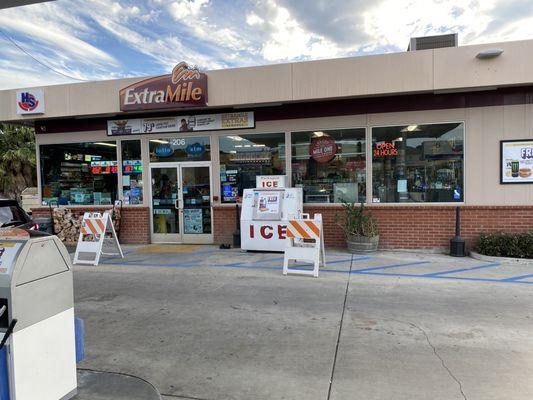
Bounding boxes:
[73,245,533,400]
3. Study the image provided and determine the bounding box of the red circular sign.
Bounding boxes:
[309,136,337,163]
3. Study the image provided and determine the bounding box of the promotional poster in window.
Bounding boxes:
[501,140,533,184]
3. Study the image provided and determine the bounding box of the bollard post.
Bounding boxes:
[450,206,466,257]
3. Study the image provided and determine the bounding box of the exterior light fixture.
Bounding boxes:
[149,139,169,144]
[400,125,419,132]
[94,142,117,147]
[476,49,504,59]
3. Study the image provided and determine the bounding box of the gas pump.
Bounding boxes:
[0,228,77,400]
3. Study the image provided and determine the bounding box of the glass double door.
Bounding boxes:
[150,162,212,243]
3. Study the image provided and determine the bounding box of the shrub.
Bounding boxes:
[336,202,379,238]
[476,232,533,259]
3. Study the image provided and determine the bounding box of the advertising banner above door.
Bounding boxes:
[107,111,254,136]
[119,62,207,111]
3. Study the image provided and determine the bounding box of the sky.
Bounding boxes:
[0,0,532,89]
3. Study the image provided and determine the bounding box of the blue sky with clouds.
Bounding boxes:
[1,0,532,89]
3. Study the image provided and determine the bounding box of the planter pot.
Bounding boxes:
[346,235,379,253]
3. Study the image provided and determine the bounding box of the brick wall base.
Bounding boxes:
[31,205,533,251]
[214,205,533,251]
[31,206,151,244]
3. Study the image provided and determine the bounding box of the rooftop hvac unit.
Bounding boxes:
[408,33,458,51]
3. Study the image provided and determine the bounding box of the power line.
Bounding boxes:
[0,28,88,82]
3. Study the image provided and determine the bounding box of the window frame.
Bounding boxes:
[118,139,145,206]
[369,120,467,206]
[218,131,287,203]
[290,126,368,205]
[38,140,120,207]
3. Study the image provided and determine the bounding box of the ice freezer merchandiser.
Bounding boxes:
[240,176,303,252]
[0,228,77,400]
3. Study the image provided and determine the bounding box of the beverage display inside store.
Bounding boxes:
[122,160,143,205]
[40,142,118,205]
[121,140,143,205]
[219,133,285,203]
[371,123,464,203]
[291,129,367,204]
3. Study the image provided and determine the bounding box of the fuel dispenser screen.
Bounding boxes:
[0,242,22,275]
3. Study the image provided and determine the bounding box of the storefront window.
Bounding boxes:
[149,136,210,162]
[40,141,118,205]
[219,133,285,203]
[291,129,366,203]
[121,140,143,205]
[371,123,464,203]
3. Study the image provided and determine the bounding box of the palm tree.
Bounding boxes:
[0,123,36,199]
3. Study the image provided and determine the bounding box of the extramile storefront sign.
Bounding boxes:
[119,62,207,111]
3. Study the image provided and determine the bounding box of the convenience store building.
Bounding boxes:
[2,36,533,250]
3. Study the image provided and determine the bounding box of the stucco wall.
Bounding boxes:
[4,39,533,121]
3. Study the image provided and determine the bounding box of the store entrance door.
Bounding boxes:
[149,162,213,244]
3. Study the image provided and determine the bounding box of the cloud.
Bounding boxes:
[0,6,117,67]
[0,0,532,90]
[168,0,209,19]
[276,0,374,47]
[246,12,264,26]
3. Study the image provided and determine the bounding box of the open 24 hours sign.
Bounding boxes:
[501,139,533,184]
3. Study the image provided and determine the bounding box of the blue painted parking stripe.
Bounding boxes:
[103,260,199,267]
[422,262,500,277]
[352,260,430,273]
[219,257,356,269]
[352,270,533,284]
[500,273,533,282]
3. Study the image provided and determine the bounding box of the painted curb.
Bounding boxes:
[470,251,533,265]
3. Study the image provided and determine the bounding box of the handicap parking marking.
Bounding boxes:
[102,260,200,268]
[352,260,431,273]
[421,262,501,277]
[500,273,533,282]
[216,256,360,270]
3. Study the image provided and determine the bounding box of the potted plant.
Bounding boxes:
[336,202,379,253]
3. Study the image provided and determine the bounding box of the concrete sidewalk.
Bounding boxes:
[72,245,533,400]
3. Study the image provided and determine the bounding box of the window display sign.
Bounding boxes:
[256,175,286,189]
[374,141,399,157]
[107,112,254,136]
[184,208,204,234]
[309,136,337,163]
[90,160,118,174]
[122,160,142,174]
[501,139,533,184]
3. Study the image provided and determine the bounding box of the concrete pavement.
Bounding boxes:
[72,246,533,400]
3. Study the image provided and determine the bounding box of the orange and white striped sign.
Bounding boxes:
[80,216,106,235]
[286,219,321,240]
[74,211,123,266]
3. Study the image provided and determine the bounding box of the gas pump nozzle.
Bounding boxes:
[0,318,17,350]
